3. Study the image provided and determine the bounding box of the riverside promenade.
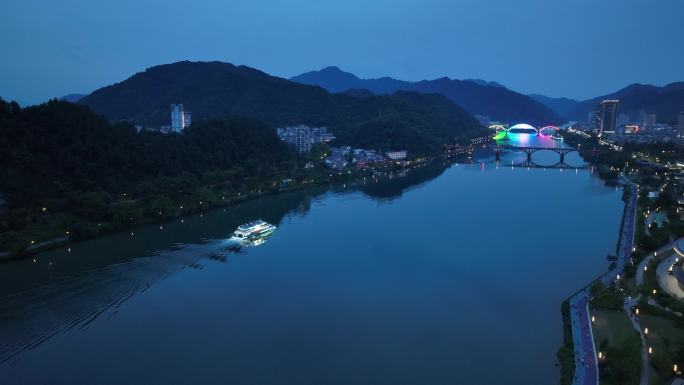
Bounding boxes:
[569,179,637,385]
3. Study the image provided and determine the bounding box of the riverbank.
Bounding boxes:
[558,166,638,385]
[559,127,684,384]
[0,144,623,385]
[565,199,635,385]
[0,156,437,262]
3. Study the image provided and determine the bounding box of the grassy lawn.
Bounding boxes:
[639,314,684,385]
[591,306,643,385]
[621,278,641,298]
[593,308,635,352]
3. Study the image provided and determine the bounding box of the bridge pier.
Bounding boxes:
[471,145,588,170]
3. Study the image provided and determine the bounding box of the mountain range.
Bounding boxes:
[290,66,561,126]
[79,61,484,154]
[59,94,86,103]
[565,83,684,124]
[76,60,684,139]
[527,94,579,117]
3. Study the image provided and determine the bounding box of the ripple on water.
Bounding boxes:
[0,241,237,363]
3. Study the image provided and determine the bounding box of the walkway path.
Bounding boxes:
[657,254,684,300]
[569,179,638,385]
[569,289,596,385]
[636,244,673,287]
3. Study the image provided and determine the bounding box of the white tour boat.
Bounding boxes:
[231,220,276,241]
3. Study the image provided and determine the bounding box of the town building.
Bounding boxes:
[325,146,388,170]
[678,111,684,137]
[617,112,629,127]
[171,104,191,132]
[598,100,619,137]
[386,150,408,160]
[588,103,601,133]
[276,125,335,154]
[643,112,657,133]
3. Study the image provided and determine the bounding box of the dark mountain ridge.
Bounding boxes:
[565,82,684,123]
[528,94,579,116]
[290,66,561,126]
[79,61,485,154]
[59,94,86,103]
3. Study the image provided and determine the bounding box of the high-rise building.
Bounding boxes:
[643,112,657,133]
[617,112,629,127]
[171,104,191,132]
[677,111,684,138]
[631,109,646,126]
[598,99,619,137]
[589,103,602,133]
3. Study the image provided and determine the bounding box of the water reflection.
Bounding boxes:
[355,162,447,202]
[471,132,587,168]
[0,190,326,363]
[0,163,452,363]
[0,154,624,385]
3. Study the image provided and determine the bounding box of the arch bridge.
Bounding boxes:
[487,145,576,162]
[488,123,561,136]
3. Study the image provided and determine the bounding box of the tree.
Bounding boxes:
[77,192,110,220]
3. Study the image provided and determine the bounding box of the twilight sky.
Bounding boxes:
[1,0,683,105]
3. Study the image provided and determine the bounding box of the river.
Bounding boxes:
[0,133,624,385]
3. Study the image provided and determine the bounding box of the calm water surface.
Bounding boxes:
[0,135,623,385]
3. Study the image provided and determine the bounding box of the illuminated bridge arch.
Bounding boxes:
[488,124,508,131]
[489,124,509,140]
[539,125,560,135]
[507,123,538,133]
